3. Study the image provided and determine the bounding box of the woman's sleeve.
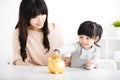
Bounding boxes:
[49,23,65,51]
[12,29,33,65]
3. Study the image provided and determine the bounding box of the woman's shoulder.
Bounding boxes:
[13,28,19,32]
[48,23,59,32]
[13,28,19,35]
[13,28,19,39]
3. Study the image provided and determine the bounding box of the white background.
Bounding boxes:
[0,0,120,64]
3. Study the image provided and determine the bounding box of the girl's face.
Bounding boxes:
[30,14,46,31]
[79,35,97,49]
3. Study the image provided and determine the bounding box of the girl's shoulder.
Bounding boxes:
[69,41,81,49]
[93,44,101,52]
[93,44,100,49]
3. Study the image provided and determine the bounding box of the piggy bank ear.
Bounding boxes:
[53,53,60,59]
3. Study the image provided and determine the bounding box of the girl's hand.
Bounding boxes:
[62,56,71,66]
[86,58,92,67]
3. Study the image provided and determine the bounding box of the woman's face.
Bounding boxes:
[30,14,46,31]
[79,35,95,49]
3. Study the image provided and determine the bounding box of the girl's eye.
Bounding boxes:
[86,37,90,39]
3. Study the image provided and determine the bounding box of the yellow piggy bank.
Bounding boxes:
[48,54,65,74]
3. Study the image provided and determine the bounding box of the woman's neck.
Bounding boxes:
[28,26,43,32]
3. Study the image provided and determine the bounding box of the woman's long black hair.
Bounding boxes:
[77,21,103,47]
[15,0,50,61]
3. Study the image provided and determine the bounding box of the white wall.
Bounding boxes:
[0,0,21,64]
[0,0,120,64]
[45,0,120,41]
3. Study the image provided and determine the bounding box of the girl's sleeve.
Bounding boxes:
[56,42,78,59]
[92,49,101,65]
[12,29,33,65]
[84,48,100,70]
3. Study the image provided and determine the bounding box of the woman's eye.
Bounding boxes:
[80,36,83,38]
[32,16,37,18]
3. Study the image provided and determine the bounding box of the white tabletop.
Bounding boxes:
[0,65,120,80]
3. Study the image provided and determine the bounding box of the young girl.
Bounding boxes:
[53,21,103,70]
[13,0,64,66]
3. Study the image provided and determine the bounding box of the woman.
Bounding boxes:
[13,0,64,66]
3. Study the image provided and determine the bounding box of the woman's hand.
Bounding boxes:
[52,49,71,66]
[52,49,60,59]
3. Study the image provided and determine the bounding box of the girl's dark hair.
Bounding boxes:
[15,0,49,61]
[77,21,103,47]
